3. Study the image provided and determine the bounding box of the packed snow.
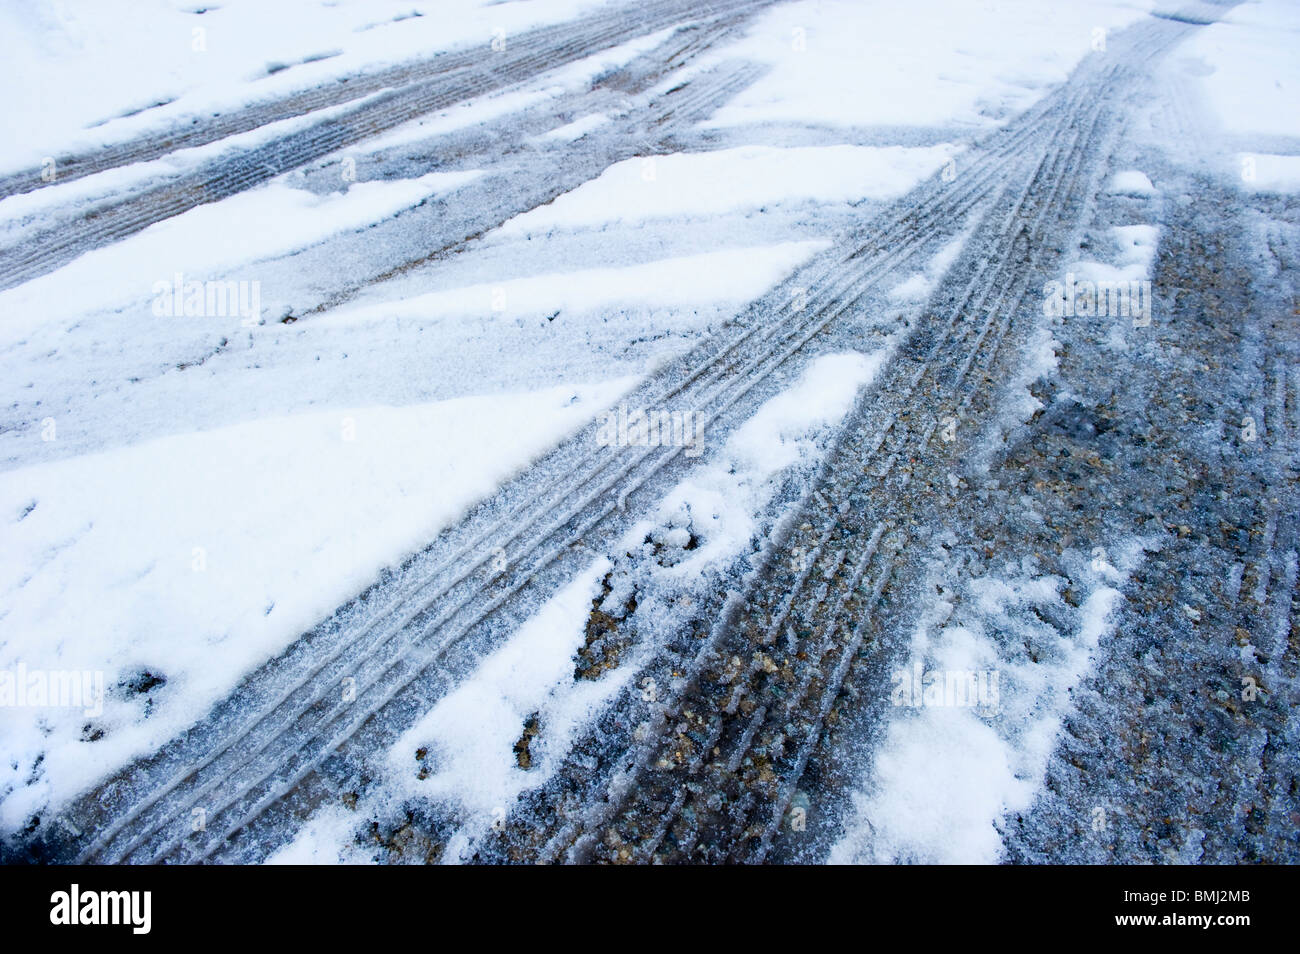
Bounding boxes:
[0,378,631,828]
[2,0,1295,865]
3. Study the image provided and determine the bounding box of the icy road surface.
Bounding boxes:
[0,0,1296,864]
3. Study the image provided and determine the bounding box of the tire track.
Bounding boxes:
[13,7,1212,866]
[127,146,1022,864]
[36,61,1050,865]
[472,13,1216,864]
[0,0,774,292]
[0,0,770,202]
[999,157,1298,863]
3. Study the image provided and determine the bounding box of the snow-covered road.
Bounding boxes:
[1,0,1297,864]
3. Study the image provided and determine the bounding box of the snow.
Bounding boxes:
[1001,326,1062,442]
[0,377,632,828]
[0,92,396,241]
[831,189,1159,860]
[536,113,613,144]
[499,144,961,236]
[374,349,886,863]
[1111,225,1160,270]
[350,27,677,155]
[1045,221,1161,351]
[644,350,885,574]
[655,346,890,579]
[2,0,1281,864]
[697,0,1158,132]
[321,242,827,327]
[830,544,1146,865]
[1239,153,1300,194]
[1176,0,1300,141]
[265,805,376,865]
[0,0,612,174]
[0,171,483,341]
[1106,170,1156,197]
[889,232,970,302]
[387,558,623,860]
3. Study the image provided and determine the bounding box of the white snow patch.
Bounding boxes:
[321,241,828,327]
[0,92,395,240]
[1177,0,1300,140]
[0,172,482,341]
[499,144,960,236]
[536,113,613,144]
[386,558,620,863]
[355,28,675,156]
[265,804,374,865]
[635,350,889,585]
[697,0,1158,132]
[1106,170,1156,197]
[889,232,970,302]
[0,376,632,829]
[359,88,558,155]
[1110,225,1159,271]
[1002,324,1061,435]
[381,350,886,862]
[1055,224,1160,351]
[830,543,1146,864]
[1238,153,1300,194]
[0,0,613,174]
